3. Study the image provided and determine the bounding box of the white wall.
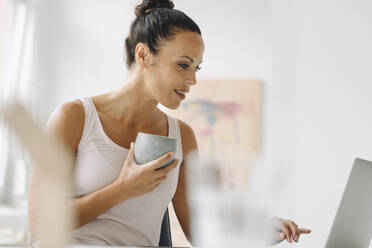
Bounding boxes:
[176,0,272,81]
[291,1,372,246]
[266,0,297,221]
[34,0,134,123]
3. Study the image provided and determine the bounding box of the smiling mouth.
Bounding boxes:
[175,90,186,95]
[174,90,186,99]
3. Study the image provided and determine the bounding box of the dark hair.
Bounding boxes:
[124,0,201,69]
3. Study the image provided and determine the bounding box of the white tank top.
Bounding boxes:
[69,96,183,246]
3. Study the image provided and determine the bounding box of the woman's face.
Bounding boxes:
[145,31,205,109]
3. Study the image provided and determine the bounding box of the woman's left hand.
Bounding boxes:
[270,217,311,244]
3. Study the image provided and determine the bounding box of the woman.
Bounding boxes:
[28,0,310,246]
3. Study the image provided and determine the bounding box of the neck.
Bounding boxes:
[102,73,163,126]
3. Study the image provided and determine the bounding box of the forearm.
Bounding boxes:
[74,181,128,229]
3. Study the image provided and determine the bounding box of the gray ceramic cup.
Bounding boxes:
[134,132,177,170]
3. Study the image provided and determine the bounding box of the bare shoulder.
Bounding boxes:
[178,119,198,154]
[46,99,85,129]
[45,99,85,154]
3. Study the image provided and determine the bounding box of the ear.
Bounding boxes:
[135,43,151,67]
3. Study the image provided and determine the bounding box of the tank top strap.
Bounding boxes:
[75,96,96,149]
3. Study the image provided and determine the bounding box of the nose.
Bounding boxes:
[187,72,197,86]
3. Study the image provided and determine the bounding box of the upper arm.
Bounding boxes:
[44,99,85,154]
[28,99,85,234]
[171,119,198,240]
[179,119,198,160]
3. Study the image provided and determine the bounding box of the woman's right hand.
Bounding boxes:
[114,142,179,200]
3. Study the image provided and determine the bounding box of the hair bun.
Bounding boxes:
[135,0,175,17]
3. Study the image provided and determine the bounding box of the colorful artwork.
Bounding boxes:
[168,79,261,160]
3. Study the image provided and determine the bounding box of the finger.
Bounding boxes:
[281,224,292,243]
[144,152,174,171]
[154,175,167,183]
[126,142,135,166]
[286,221,299,242]
[155,159,179,176]
[299,228,312,234]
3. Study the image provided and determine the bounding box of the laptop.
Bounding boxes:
[325,158,372,248]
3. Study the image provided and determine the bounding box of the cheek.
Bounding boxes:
[163,64,178,78]
[148,72,173,96]
[159,66,181,87]
[148,63,182,94]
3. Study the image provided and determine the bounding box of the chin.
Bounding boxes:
[161,101,181,110]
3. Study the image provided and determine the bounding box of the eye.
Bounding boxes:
[178,63,189,70]
[195,66,202,72]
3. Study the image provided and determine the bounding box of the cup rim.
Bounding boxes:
[137,132,177,141]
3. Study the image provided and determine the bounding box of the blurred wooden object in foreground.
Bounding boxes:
[0,100,75,248]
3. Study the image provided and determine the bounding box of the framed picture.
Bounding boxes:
[168,79,262,160]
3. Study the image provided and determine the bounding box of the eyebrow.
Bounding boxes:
[179,56,203,65]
